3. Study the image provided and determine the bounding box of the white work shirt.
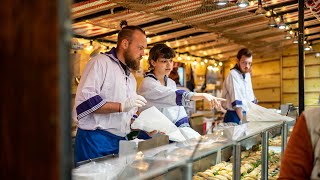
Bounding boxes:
[222,66,256,112]
[73,48,137,137]
[138,72,194,126]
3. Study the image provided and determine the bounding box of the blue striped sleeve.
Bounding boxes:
[231,100,243,108]
[174,117,190,127]
[252,99,258,104]
[175,89,185,106]
[132,114,138,120]
[76,95,107,119]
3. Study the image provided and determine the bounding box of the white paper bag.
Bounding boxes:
[179,127,201,140]
[246,101,294,122]
[224,124,247,140]
[132,106,186,142]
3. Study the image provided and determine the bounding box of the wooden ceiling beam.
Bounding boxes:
[90,17,173,39]
[72,6,127,23]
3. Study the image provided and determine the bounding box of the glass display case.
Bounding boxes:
[72,121,290,180]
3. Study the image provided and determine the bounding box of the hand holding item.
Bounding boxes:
[146,130,158,137]
[200,93,226,110]
[214,97,226,111]
[122,95,147,112]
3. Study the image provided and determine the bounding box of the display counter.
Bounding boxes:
[72,121,290,180]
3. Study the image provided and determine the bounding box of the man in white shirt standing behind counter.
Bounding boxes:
[73,25,149,165]
[222,48,257,124]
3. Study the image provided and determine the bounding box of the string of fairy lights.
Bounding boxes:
[72,38,224,72]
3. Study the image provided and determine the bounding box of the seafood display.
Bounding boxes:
[193,146,280,180]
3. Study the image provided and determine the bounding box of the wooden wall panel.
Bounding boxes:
[252,61,280,76]
[283,67,298,79]
[254,55,280,63]
[223,59,236,78]
[252,74,280,89]
[305,105,320,110]
[283,80,298,93]
[283,79,320,93]
[282,93,319,106]
[0,0,70,179]
[283,93,298,105]
[305,54,320,65]
[258,102,281,109]
[282,54,320,67]
[283,56,298,67]
[255,88,280,102]
[283,66,320,79]
[305,93,320,106]
[306,65,320,78]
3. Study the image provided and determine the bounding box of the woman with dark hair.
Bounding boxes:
[137,43,225,140]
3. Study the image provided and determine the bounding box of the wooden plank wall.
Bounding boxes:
[0,0,69,179]
[282,44,320,109]
[251,56,281,108]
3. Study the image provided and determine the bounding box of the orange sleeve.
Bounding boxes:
[278,114,314,179]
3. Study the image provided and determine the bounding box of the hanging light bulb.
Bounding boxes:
[284,31,292,40]
[266,10,272,17]
[267,9,277,27]
[304,42,312,51]
[236,0,249,8]
[292,32,298,44]
[268,16,277,27]
[304,37,307,45]
[255,0,266,15]
[214,0,229,6]
[289,30,294,35]
[278,16,286,29]
[86,40,93,51]
[255,5,267,15]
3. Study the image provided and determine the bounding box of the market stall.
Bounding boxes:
[72,119,292,180]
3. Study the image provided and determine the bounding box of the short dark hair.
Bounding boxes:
[148,44,176,69]
[117,26,145,46]
[237,48,252,60]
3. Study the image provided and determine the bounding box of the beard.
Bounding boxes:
[238,63,249,74]
[241,68,250,73]
[124,50,141,71]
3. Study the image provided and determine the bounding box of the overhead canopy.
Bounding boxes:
[72,0,320,61]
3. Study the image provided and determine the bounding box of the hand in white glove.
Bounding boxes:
[198,93,226,110]
[121,95,147,112]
